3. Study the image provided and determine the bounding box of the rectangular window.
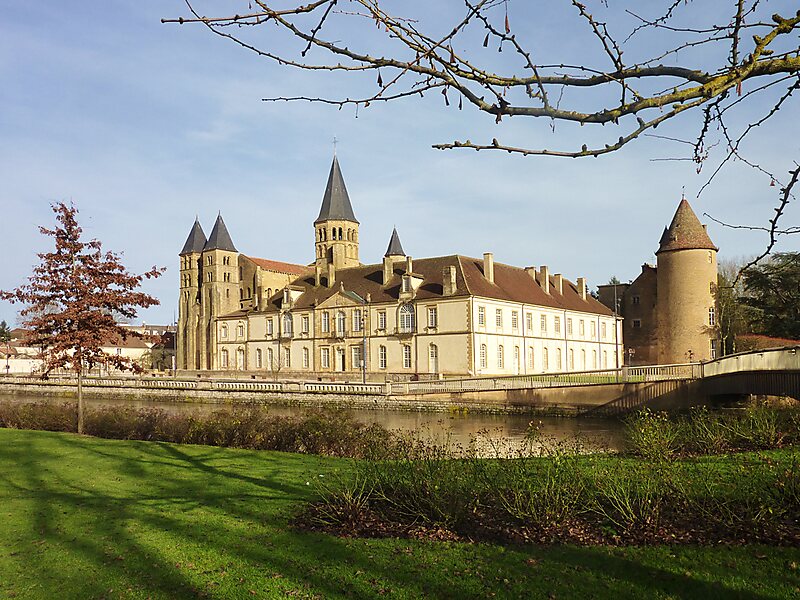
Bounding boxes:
[256,349,263,369]
[497,345,504,369]
[353,309,362,332]
[478,306,485,326]
[267,348,274,367]
[220,350,228,368]
[540,315,547,335]
[321,311,330,333]
[511,311,519,330]
[496,309,503,328]
[403,345,412,369]
[377,310,386,330]
[284,348,291,368]
[266,319,274,336]
[379,345,387,369]
[633,319,642,328]
[566,318,573,336]
[632,295,640,305]
[321,347,330,368]
[480,344,487,369]
[526,313,533,332]
[601,322,607,339]
[302,347,310,369]
[710,339,717,359]
[554,316,561,334]
[427,307,438,328]
[579,320,585,337]
[351,345,362,369]
[591,322,597,339]
[708,307,716,326]
[528,347,534,369]
[302,315,310,334]
[237,324,244,338]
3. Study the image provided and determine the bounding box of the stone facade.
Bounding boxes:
[178,158,622,378]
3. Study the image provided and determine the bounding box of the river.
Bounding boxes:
[0,392,627,456]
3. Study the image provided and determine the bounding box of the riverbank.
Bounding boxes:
[1,428,797,599]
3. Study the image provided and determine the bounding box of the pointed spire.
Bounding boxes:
[203,214,237,252]
[384,227,405,257]
[180,218,207,255]
[657,198,717,254]
[315,156,358,224]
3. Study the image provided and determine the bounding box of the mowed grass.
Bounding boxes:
[0,429,798,600]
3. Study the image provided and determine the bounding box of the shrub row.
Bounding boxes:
[624,404,800,459]
[307,435,800,545]
[0,401,393,458]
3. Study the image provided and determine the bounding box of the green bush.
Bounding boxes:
[623,409,680,461]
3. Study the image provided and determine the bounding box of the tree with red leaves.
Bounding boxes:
[0,202,164,434]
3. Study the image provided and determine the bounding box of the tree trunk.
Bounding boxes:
[77,369,84,435]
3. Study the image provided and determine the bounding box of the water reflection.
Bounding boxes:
[0,393,625,456]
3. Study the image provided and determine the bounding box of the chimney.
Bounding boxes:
[524,266,537,280]
[483,253,495,284]
[326,261,336,288]
[576,277,587,300]
[443,266,457,296]
[382,256,394,286]
[554,274,563,295]
[405,256,413,274]
[539,265,550,294]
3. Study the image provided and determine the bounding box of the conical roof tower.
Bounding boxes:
[203,214,237,252]
[657,199,717,254]
[180,218,207,255]
[384,227,405,257]
[315,156,358,224]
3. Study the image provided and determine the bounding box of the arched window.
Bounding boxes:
[399,304,415,333]
[220,349,229,368]
[379,345,387,369]
[497,345,504,369]
[338,227,343,240]
[256,349,263,369]
[543,347,549,371]
[220,325,228,339]
[268,348,274,368]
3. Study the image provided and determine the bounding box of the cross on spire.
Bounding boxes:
[332,136,338,155]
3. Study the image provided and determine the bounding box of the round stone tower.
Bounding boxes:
[656,199,718,364]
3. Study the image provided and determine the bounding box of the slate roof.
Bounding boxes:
[384,227,405,257]
[220,255,612,318]
[244,256,311,276]
[180,219,207,255]
[315,156,358,224]
[657,199,717,254]
[203,214,237,252]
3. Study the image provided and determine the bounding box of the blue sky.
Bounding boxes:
[1,1,798,325]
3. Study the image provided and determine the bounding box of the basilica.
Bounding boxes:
[177,157,623,378]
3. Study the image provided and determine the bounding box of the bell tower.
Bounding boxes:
[314,156,360,276]
[177,218,206,370]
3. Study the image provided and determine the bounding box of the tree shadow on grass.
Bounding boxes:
[0,429,796,599]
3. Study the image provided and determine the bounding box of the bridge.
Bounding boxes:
[1,346,798,415]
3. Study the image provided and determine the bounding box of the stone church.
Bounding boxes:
[177,158,622,378]
[598,199,718,366]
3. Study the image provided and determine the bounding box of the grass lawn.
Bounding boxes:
[0,429,798,599]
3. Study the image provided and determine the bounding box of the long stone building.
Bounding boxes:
[177,158,622,378]
[598,199,718,366]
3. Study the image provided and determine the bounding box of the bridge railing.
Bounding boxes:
[393,363,700,395]
[703,346,800,377]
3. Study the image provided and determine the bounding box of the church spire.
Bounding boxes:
[384,227,405,257]
[315,155,358,224]
[203,213,237,252]
[180,218,207,255]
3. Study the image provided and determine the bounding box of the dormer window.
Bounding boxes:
[283,289,290,304]
[402,277,412,293]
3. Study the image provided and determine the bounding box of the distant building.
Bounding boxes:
[598,199,718,365]
[177,157,622,378]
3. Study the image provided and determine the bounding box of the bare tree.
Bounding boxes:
[165,1,800,255]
